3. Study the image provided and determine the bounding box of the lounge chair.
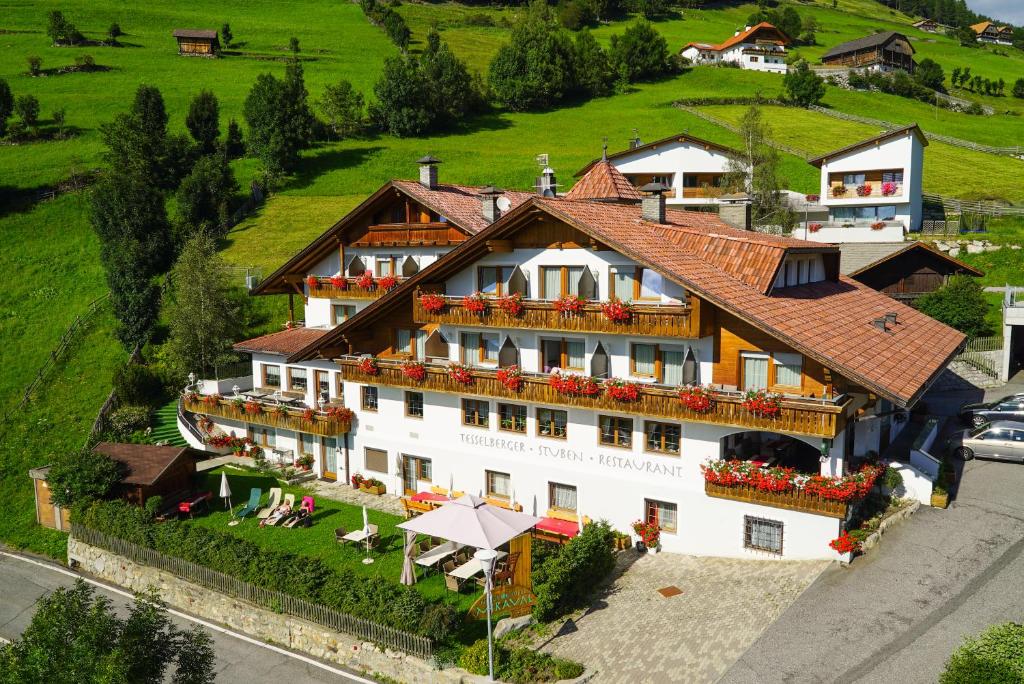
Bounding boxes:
[283,509,311,528]
[260,502,292,527]
[283,493,296,509]
[257,488,282,519]
[235,488,262,520]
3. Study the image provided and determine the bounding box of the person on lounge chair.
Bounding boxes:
[259,501,292,527]
[283,508,311,528]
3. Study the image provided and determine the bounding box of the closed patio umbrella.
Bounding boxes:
[219,472,233,513]
[361,505,373,565]
[400,529,417,585]
[448,473,454,499]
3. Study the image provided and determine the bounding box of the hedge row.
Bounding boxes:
[532,520,616,622]
[76,500,458,639]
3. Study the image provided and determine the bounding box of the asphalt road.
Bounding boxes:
[0,552,367,683]
[721,387,1024,684]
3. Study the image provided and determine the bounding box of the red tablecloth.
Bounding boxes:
[535,517,580,538]
[411,491,449,504]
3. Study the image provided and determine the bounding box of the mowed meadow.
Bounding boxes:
[2,0,1023,556]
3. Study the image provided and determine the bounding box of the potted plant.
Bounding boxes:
[832,185,848,197]
[678,384,715,413]
[360,477,386,495]
[351,472,365,490]
[881,181,897,196]
[829,530,861,555]
[497,293,524,317]
[243,400,263,416]
[554,294,584,317]
[870,221,886,230]
[330,274,346,289]
[496,365,524,391]
[742,390,782,418]
[447,362,474,385]
[600,298,632,323]
[808,222,823,233]
[356,271,375,290]
[357,356,380,376]
[931,483,949,508]
[295,453,314,471]
[301,407,316,422]
[419,292,446,314]
[603,378,641,402]
[805,193,820,202]
[549,372,601,397]
[305,275,319,288]
[632,520,660,553]
[401,360,427,382]
[377,274,399,291]
[462,291,488,315]
[855,183,873,197]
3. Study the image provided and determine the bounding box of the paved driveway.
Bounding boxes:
[721,454,1024,684]
[540,552,829,683]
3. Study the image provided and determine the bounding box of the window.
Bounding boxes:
[645,499,677,533]
[375,256,396,277]
[645,421,680,455]
[744,516,783,554]
[662,349,684,386]
[773,353,802,388]
[498,403,526,433]
[395,329,413,355]
[414,457,432,481]
[361,386,378,412]
[537,408,567,439]
[831,205,897,220]
[540,266,588,299]
[882,170,904,184]
[288,367,308,392]
[461,332,500,366]
[365,447,388,473]
[250,425,275,448]
[300,433,315,456]
[486,470,511,499]
[640,269,662,300]
[462,399,489,428]
[336,374,345,400]
[542,338,585,372]
[610,267,662,302]
[631,343,657,378]
[332,304,355,325]
[315,370,330,399]
[842,172,866,186]
[478,266,514,296]
[549,482,577,511]
[651,174,673,188]
[262,364,281,389]
[741,353,769,391]
[405,391,423,418]
[599,415,633,448]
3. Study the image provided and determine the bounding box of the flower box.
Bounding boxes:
[463,292,487,314]
[356,272,375,290]
[330,275,346,289]
[447,363,474,385]
[496,365,524,392]
[359,482,386,496]
[554,294,584,317]
[377,275,398,291]
[701,459,884,504]
[358,357,380,376]
[832,185,848,197]
[678,385,715,413]
[808,222,822,233]
[419,293,446,314]
[243,401,263,416]
[401,360,426,382]
[497,293,524,317]
[881,181,897,197]
[600,299,632,323]
[549,372,601,396]
[305,275,318,288]
[632,520,660,550]
[855,183,872,197]
[603,378,641,402]
[870,221,886,230]
[742,390,782,418]
[930,490,949,508]
[805,194,820,202]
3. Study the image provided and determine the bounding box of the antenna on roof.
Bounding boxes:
[535,153,549,168]
[602,137,608,161]
[629,128,642,149]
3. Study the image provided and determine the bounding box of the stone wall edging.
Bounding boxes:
[862,499,920,552]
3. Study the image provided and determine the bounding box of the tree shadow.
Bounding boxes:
[285,144,386,192]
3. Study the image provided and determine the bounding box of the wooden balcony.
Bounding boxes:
[351,222,468,247]
[184,395,351,436]
[412,293,701,338]
[338,358,848,438]
[704,481,849,518]
[828,181,904,200]
[680,187,721,199]
[308,276,405,300]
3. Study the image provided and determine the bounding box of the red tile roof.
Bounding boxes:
[683,22,789,53]
[391,180,534,234]
[234,327,330,355]
[564,161,643,201]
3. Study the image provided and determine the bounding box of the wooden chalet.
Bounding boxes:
[971,21,1013,44]
[911,19,939,33]
[839,241,983,303]
[173,29,220,56]
[93,442,201,506]
[821,31,915,73]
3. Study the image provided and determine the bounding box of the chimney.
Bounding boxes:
[479,186,502,224]
[629,128,642,149]
[537,166,558,197]
[416,155,441,190]
[719,192,752,231]
[639,182,667,223]
[884,312,899,326]
[872,318,890,332]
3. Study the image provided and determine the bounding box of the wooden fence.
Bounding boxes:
[922,194,1024,218]
[70,524,434,660]
[674,104,812,159]
[956,336,1003,378]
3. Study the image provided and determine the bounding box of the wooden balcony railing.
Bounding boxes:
[828,183,904,200]
[704,481,849,518]
[680,187,722,199]
[338,358,848,438]
[412,292,701,338]
[352,222,467,247]
[308,276,405,300]
[184,395,351,437]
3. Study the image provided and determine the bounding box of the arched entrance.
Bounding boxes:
[720,431,822,474]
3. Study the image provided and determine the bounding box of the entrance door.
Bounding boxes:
[322,437,338,481]
[315,370,330,402]
[402,454,418,495]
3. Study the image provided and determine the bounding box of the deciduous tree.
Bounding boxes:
[175,152,239,241]
[369,54,433,136]
[722,104,790,228]
[45,449,121,508]
[608,20,671,83]
[319,79,364,138]
[783,60,826,106]
[917,275,990,338]
[572,29,613,97]
[14,94,39,132]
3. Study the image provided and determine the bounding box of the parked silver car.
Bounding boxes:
[951,421,1024,463]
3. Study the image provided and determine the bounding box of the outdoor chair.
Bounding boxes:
[235,488,262,520]
[300,496,315,515]
[417,540,430,555]
[335,527,348,543]
[430,536,443,548]
[445,573,464,593]
[442,560,456,574]
[283,493,296,509]
[257,487,282,519]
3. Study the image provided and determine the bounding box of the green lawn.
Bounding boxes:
[188,466,479,612]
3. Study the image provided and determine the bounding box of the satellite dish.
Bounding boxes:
[497,196,511,212]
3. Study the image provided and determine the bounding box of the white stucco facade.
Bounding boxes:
[681,43,787,73]
[605,138,738,207]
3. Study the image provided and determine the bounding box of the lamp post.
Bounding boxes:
[474,548,499,682]
[232,384,240,397]
[187,372,195,391]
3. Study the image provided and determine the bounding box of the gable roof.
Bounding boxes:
[234,326,331,356]
[808,123,928,167]
[682,22,791,53]
[250,180,533,296]
[575,133,742,177]
[92,442,198,486]
[291,197,961,407]
[173,29,218,39]
[564,161,644,201]
[971,21,1010,35]
[839,241,984,277]
[822,31,913,60]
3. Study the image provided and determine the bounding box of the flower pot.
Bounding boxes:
[635,540,647,553]
[360,484,385,496]
[931,491,949,509]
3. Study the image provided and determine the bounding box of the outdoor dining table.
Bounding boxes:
[341,524,378,544]
[415,540,461,568]
[449,550,507,580]
[410,491,449,505]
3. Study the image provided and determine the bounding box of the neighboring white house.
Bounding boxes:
[183,180,965,562]
[575,133,742,209]
[680,22,790,74]
[792,124,927,243]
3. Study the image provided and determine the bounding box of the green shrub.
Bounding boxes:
[941,623,1024,684]
[532,520,616,622]
[884,466,903,492]
[144,495,164,518]
[419,602,459,643]
[459,638,504,675]
[113,363,165,407]
[108,404,154,438]
[47,449,122,509]
[553,658,585,679]
[458,639,584,682]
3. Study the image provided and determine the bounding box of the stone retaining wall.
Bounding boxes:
[67,538,476,683]
[861,500,920,553]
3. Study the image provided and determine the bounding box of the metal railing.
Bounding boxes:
[177,397,205,445]
[71,524,434,659]
[956,336,1003,378]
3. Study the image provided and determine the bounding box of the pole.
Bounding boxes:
[485,572,494,682]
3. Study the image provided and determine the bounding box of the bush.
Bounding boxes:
[113,363,165,406]
[783,60,826,106]
[532,520,616,621]
[108,404,154,438]
[48,449,122,509]
[74,53,96,70]
[458,639,583,682]
[26,55,42,76]
[419,603,459,643]
[463,12,495,27]
[884,466,903,492]
[144,494,164,518]
[941,623,1024,683]
[608,19,671,83]
[458,638,500,675]
[916,275,991,338]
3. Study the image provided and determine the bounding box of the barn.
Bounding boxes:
[838,241,982,303]
[172,29,220,56]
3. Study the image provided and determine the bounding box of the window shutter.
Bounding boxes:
[591,342,609,378]
[402,256,419,277]
[346,256,366,276]
[577,268,597,300]
[507,265,529,297]
[498,337,519,368]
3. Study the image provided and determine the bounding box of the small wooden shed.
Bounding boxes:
[172,29,220,56]
[29,466,71,532]
[93,442,201,506]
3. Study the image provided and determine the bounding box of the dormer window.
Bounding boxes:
[776,254,825,288]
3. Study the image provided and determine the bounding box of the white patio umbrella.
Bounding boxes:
[219,472,233,512]
[361,505,374,565]
[398,494,541,551]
